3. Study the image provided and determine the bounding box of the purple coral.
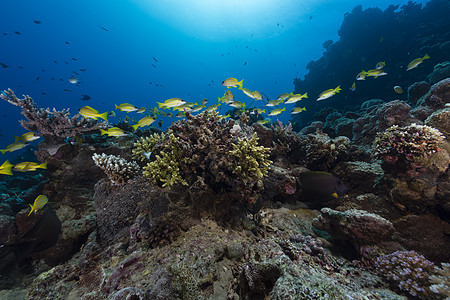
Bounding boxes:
[375,250,439,299]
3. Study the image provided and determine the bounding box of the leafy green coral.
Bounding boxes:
[142,131,188,188]
[229,132,272,184]
[132,130,173,161]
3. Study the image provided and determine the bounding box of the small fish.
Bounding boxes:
[225,90,234,101]
[252,91,263,100]
[257,119,270,125]
[153,56,158,62]
[100,127,126,137]
[108,111,116,117]
[202,98,208,105]
[151,64,157,68]
[0,160,13,175]
[158,120,163,127]
[0,141,28,154]
[250,109,265,115]
[356,71,366,81]
[132,116,156,131]
[14,31,21,35]
[276,93,292,101]
[191,105,206,112]
[68,76,79,84]
[350,82,356,91]
[28,195,49,216]
[218,114,230,120]
[136,107,146,114]
[393,86,404,94]
[364,69,387,78]
[124,116,130,123]
[317,86,341,101]
[33,20,42,24]
[268,107,286,116]
[99,26,109,31]
[375,61,385,69]
[80,95,91,101]
[157,98,186,109]
[13,162,47,172]
[285,92,308,104]
[228,101,246,109]
[115,103,138,112]
[14,132,40,143]
[291,107,306,114]
[78,106,108,121]
[71,57,78,61]
[222,78,243,89]
[266,100,284,107]
[206,104,220,112]
[406,54,430,71]
[176,112,186,118]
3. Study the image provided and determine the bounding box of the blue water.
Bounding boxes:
[0,0,430,160]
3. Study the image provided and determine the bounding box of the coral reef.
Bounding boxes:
[0,89,107,140]
[229,133,272,184]
[375,250,439,299]
[372,123,445,175]
[92,153,141,185]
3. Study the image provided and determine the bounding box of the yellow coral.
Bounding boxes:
[229,133,272,183]
[132,129,173,161]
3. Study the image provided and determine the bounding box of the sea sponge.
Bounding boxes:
[229,133,272,184]
[92,153,140,185]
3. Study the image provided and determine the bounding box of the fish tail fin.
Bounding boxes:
[14,135,21,142]
[157,102,164,109]
[1,168,13,175]
[335,86,342,93]
[331,192,339,199]
[132,124,140,131]
[28,205,34,216]
[114,104,119,109]
[262,109,266,113]
[282,107,286,111]
[423,53,430,60]
[0,149,6,155]
[37,162,47,169]
[303,92,308,98]
[238,79,244,89]
[99,112,108,121]
[100,129,107,135]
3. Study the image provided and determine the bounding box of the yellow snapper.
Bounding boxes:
[356,71,366,81]
[364,69,387,78]
[350,82,356,91]
[28,195,49,216]
[14,132,40,143]
[222,77,243,89]
[176,112,186,118]
[375,61,385,69]
[266,99,284,107]
[394,86,404,94]
[137,107,146,114]
[79,106,108,121]
[218,114,230,120]
[228,101,246,109]
[1,141,28,154]
[157,98,186,109]
[252,91,263,100]
[108,111,116,117]
[224,90,234,101]
[250,109,265,115]
[277,93,293,101]
[406,54,430,71]
[268,107,286,116]
[132,116,156,131]
[206,104,221,111]
[0,160,14,175]
[285,92,308,104]
[317,86,342,101]
[115,103,138,113]
[257,119,270,125]
[13,161,47,172]
[291,107,307,114]
[100,127,127,137]
[191,105,206,112]
[219,95,233,104]
[202,98,208,105]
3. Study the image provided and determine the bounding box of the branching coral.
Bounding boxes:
[229,133,272,184]
[430,263,450,298]
[132,130,174,161]
[372,123,445,169]
[92,153,140,185]
[142,131,188,188]
[375,250,439,299]
[1,88,107,139]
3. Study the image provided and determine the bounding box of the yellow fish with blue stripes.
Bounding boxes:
[28,195,49,216]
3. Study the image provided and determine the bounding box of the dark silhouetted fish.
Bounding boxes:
[0,63,8,68]
[0,210,61,273]
[80,68,87,72]
[153,56,158,62]
[99,26,109,31]
[14,31,21,35]
[3,33,8,35]
[33,20,42,24]
[65,41,70,44]
[72,57,78,61]
[81,94,91,101]
[152,64,157,68]
[300,171,348,206]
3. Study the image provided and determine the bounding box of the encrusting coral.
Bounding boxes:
[229,133,272,184]
[1,88,107,140]
[92,153,141,185]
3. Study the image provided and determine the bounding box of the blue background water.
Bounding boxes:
[0,0,429,161]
